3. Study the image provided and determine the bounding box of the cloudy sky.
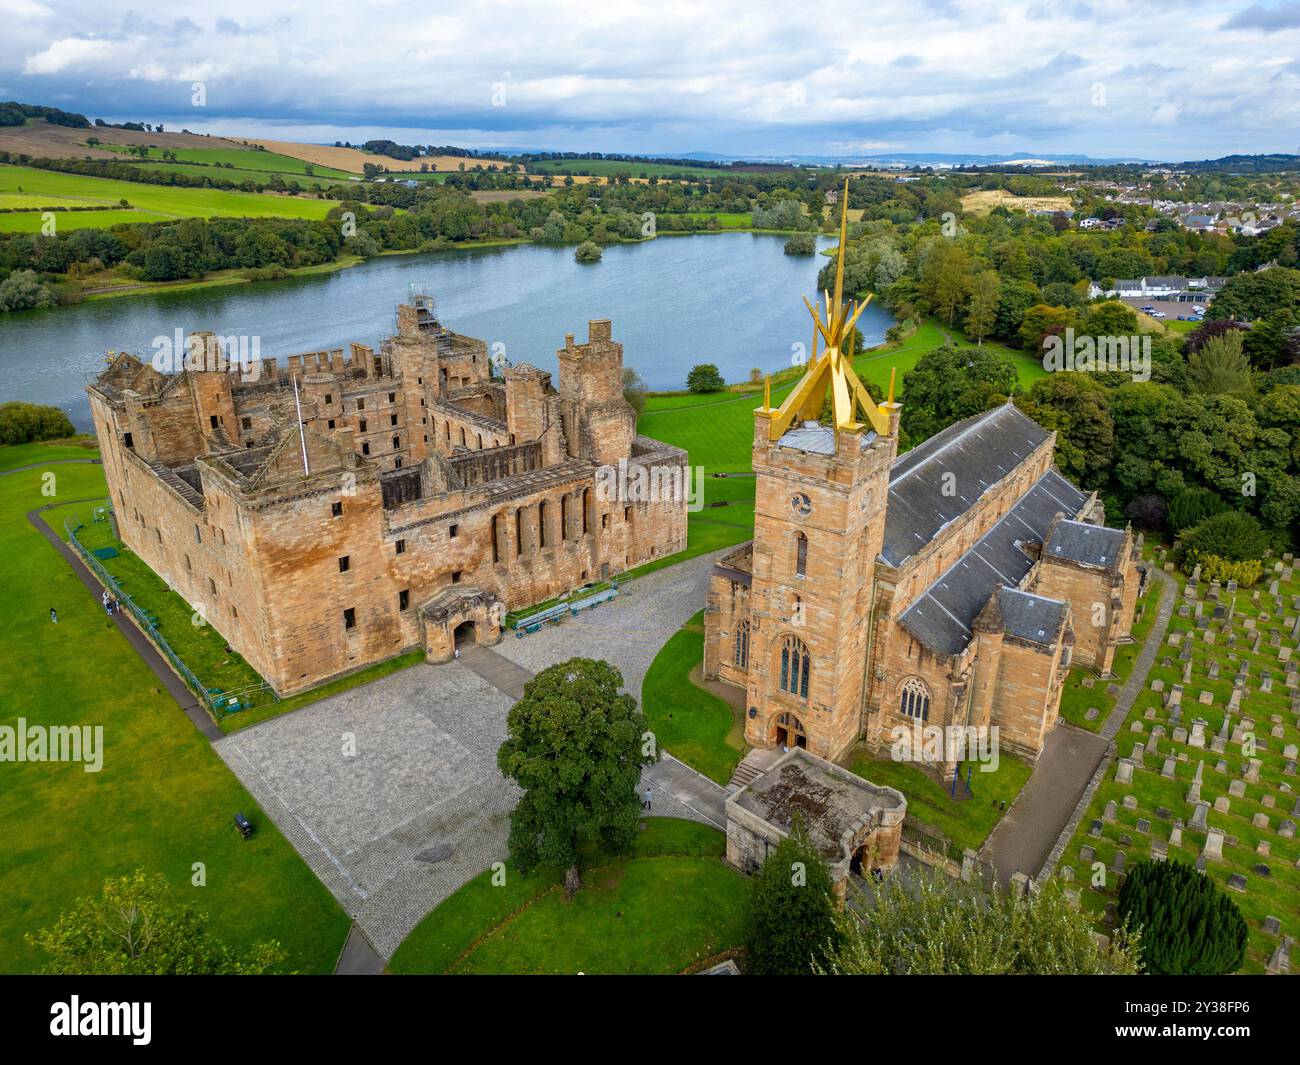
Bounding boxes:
[3,0,1299,160]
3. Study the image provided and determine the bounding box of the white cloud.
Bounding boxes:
[23,37,113,75]
[2,1,1297,157]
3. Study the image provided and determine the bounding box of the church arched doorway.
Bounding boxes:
[773,711,807,750]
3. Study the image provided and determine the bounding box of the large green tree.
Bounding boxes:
[497,658,652,893]
[1118,860,1247,975]
[26,870,286,975]
[900,344,1017,443]
[822,872,1139,975]
[743,818,842,975]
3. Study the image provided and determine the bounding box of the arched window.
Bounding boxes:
[899,677,931,721]
[779,635,810,699]
[795,532,808,578]
[734,620,750,669]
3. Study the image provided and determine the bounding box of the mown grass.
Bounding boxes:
[388,818,743,975]
[0,462,348,973]
[640,611,747,784]
[0,437,99,472]
[850,746,1034,854]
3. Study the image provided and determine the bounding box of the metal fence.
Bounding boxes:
[65,519,270,717]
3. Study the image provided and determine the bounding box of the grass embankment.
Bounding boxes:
[640,611,747,784]
[0,458,348,973]
[388,818,745,975]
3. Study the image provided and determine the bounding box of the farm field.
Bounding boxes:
[100,144,356,181]
[960,189,1075,216]
[0,165,342,232]
[245,139,505,174]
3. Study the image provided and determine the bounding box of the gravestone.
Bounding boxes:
[1203,828,1225,861]
[1190,801,1209,830]
[1116,758,1134,785]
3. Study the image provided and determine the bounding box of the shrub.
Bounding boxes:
[1179,510,1270,567]
[1118,860,1247,975]
[1188,553,1263,587]
[574,240,602,263]
[0,269,57,312]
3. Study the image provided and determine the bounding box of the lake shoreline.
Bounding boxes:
[13,225,825,313]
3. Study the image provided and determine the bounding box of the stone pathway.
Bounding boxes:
[981,568,1176,886]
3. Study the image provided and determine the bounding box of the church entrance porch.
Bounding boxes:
[771,711,807,751]
[420,587,504,663]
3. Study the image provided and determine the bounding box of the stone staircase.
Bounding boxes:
[726,747,783,794]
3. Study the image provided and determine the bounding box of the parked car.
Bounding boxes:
[1192,305,1206,313]
[1140,305,1156,313]
[1150,311,1167,318]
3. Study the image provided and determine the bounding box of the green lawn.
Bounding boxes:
[0,437,99,472]
[389,818,745,974]
[0,165,342,232]
[641,611,747,784]
[850,746,1034,854]
[0,461,349,973]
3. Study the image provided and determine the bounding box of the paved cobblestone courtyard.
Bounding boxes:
[213,552,720,959]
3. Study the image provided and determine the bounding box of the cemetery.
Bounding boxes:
[1057,547,1300,974]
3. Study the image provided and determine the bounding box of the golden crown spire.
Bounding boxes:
[765,178,895,440]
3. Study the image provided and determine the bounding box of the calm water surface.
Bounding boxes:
[0,233,894,430]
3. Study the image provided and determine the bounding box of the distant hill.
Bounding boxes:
[1174,153,1300,172]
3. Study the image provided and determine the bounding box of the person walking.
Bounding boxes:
[102,589,111,614]
[643,787,652,811]
[50,606,58,624]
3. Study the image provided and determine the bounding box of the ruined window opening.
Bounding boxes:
[241,417,252,430]
[388,392,396,403]
[451,570,462,584]
[360,419,368,432]
[344,607,356,630]
[123,432,134,449]
[328,420,336,430]
[332,501,343,517]
[362,442,370,456]
[449,524,459,539]
[795,532,808,578]
[391,415,398,427]
[339,556,350,572]
[399,590,410,611]
[394,457,403,469]
[193,524,201,544]
[395,539,406,554]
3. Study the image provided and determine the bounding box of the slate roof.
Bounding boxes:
[882,403,1076,568]
[1045,519,1126,569]
[998,587,1068,647]
[896,469,1087,656]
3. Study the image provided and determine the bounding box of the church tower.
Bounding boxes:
[742,184,901,761]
